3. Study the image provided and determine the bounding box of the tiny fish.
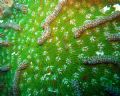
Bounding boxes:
[0,41,11,47]
[0,33,4,37]
[0,65,10,73]
[14,3,28,14]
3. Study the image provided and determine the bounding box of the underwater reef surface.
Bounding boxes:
[0,0,120,96]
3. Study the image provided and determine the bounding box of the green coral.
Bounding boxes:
[0,0,120,96]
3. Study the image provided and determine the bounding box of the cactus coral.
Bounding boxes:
[0,0,120,96]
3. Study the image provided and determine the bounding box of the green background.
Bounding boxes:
[0,0,120,96]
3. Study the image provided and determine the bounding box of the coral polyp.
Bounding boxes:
[0,0,120,96]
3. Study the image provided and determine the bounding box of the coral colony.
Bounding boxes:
[0,0,120,96]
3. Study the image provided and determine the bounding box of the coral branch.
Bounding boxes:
[0,22,21,31]
[38,0,67,45]
[37,26,51,45]
[41,0,67,28]
[75,11,120,38]
[106,33,120,42]
[83,55,120,66]
[10,61,29,96]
